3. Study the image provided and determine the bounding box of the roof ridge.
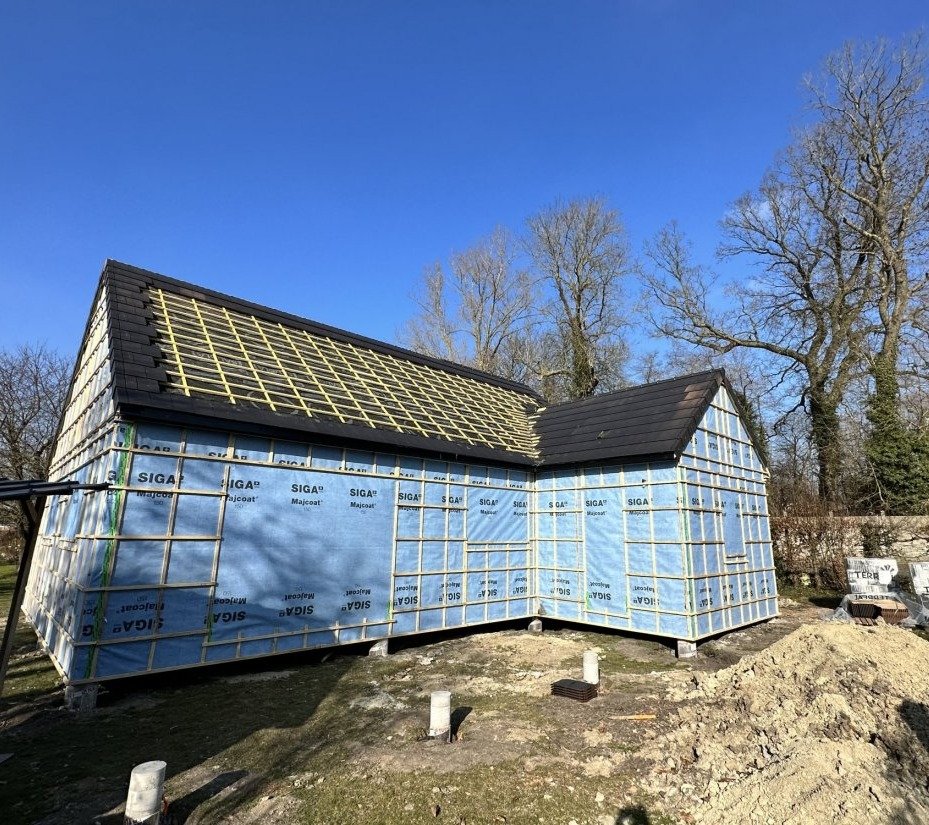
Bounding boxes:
[536,369,724,413]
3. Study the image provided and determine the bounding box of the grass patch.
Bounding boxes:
[0,563,61,709]
[0,657,356,824]
[286,762,676,825]
[0,637,676,825]
[1,653,60,706]
[597,647,680,675]
[777,583,844,609]
[0,570,696,824]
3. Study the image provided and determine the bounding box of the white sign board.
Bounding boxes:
[910,562,929,605]
[846,557,898,595]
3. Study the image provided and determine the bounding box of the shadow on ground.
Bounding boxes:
[884,699,929,824]
[0,654,354,825]
[450,705,472,738]
[614,805,652,824]
[807,595,843,609]
[899,700,929,753]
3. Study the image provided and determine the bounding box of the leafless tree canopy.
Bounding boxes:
[804,35,929,383]
[0,344,71,480]
[401,33,929,517]
[525,197,631,400]
[0,344,72,542]
[402,227,536,385]
[643,162,868,502]
[403,200,632,401]
[642,35,929,507]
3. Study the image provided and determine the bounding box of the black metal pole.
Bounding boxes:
[0,495,46,695]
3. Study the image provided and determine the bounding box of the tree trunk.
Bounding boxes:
[569,335,597,398]
[870,351,901,416]
[865,351,919,514]
[808,393,842,505]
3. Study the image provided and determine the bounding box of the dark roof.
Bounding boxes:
[102,260,541,465]
[104,260,542,399]
[534,370,727,467]
[83,260,747,468]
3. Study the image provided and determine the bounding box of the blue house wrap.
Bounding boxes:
[24,261,776,684]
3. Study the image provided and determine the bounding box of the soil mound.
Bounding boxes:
[643,623,929,824]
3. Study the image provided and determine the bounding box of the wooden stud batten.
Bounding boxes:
[678,463,698,639]
[250,315,313,417]
[49,298,117,477]
[152,289,189,396]
[305,333,377,428]
[145,433,188,671]
[201,464,231,658]
[191,299,236,403]
[148,287,539,458]
[388,465,403,633]
[80,579,219,594]
[442,476,452,629]
[278,324,345,422]
[648,464,660,626]
[83,423,135,681]
[336,340,404,432]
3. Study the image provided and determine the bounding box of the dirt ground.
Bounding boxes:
[643,620,929,824]
[2,596,927,825]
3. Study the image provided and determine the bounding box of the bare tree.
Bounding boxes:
[767,409,820,506]
[644,187,869,503]
[644,34,929,509]
[402,227,536,383]
[0,344,72,552]
[0,344,71,481]
[804,35,929,396]
[525,197,632,400]
[403,261,461,363]
[801,36,929,513]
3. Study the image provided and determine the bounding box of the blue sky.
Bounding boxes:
[1,1,927,356]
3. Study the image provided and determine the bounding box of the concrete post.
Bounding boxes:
[676,640,697,659]
[582,650,599,684]
[124,760,166,825]
[368,639,389,657]
[65,683,99,712]
[428,690,451,741]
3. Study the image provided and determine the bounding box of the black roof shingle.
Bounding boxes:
[534,371,727,467]
[76,260,756,468]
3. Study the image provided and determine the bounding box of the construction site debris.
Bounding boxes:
[643,622,929,824]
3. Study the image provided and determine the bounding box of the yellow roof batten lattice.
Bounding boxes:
[148,287,540,458]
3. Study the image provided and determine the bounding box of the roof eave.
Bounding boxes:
[115,395,538,468]
[537,450,679,470]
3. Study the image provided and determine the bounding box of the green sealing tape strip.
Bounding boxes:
[83,423,134,680]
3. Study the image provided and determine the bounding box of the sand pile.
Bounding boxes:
[642,623,929,824]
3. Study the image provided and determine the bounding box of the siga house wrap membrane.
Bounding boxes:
[23,261,777,684]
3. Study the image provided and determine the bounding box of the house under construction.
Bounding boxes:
[23,260,776,684]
